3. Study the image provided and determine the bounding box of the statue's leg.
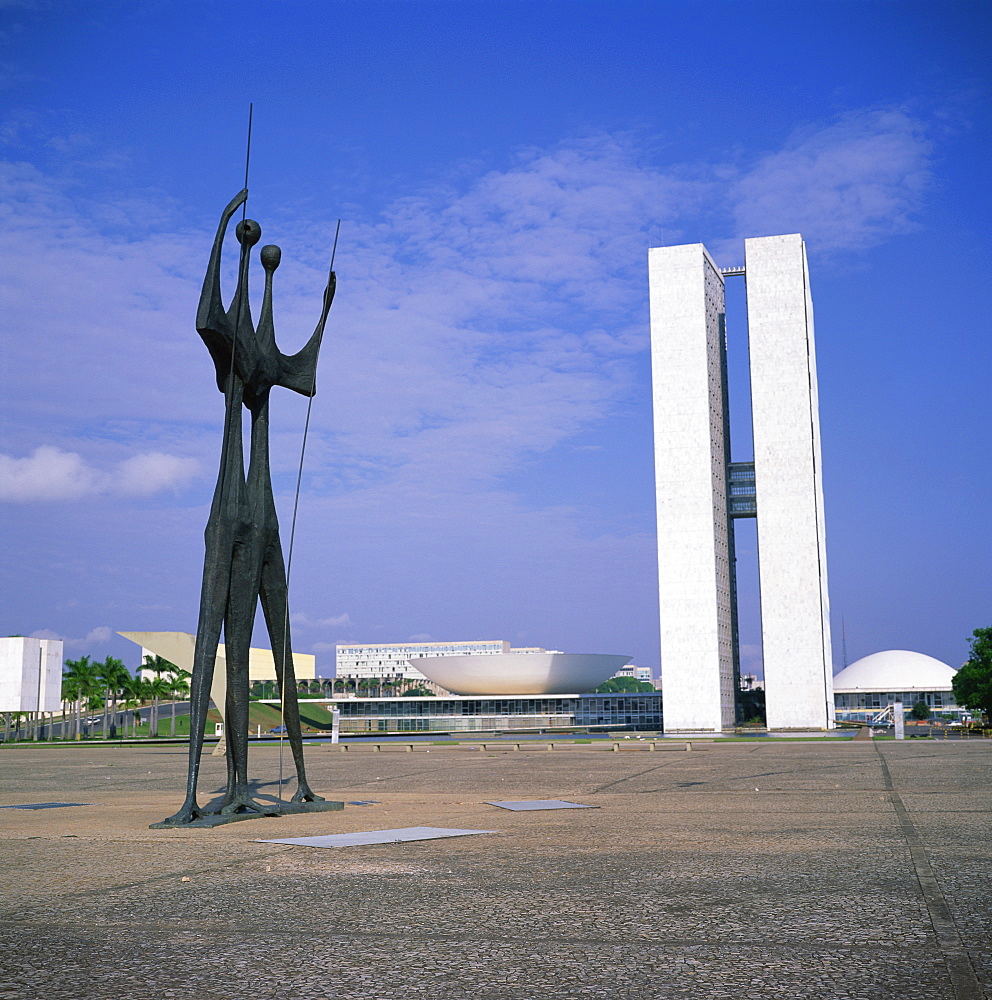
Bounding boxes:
[220,541,278,816]
[224,681,238,798]
[259,543,323,803]
[159,516,232,826]
[200,681,239,814]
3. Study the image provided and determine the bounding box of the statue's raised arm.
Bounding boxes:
[279,268,336,397]
[196,189,248,389]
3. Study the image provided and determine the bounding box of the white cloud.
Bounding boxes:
[29,625,113,652]
[115,452,200,497]
[727,109,931,255]
[271,136,700,504]
[0,446,99,501]
[0,106,946,669]
[29,628,62,640]
[291,611,353,629]
[1,113,934,514]
[0,446,199,501]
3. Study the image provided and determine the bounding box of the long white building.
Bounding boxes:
[335,640,548,683]
[649,234,833,732]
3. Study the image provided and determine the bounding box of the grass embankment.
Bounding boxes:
[205,700,337,734]
[120,701,338,736]
[41,700,341,741]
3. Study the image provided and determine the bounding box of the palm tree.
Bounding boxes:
[141,655,178,738]
[140,676,157,736]
[97,657,130,739]
[146,676,172,737]
[59,674,77,740]
[168,668,191,736]
[63,657,101,740]
[117,672,144,738]
[4,712,24,742]
[58,670,79,740]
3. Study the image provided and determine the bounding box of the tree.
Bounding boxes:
[141,655,179,737]
[146,676,172,737]
[594,677,655,694]
[4,712,25,742]
[738,687,766,725]
[168,669,191,736]
[98,657,130,738]
[119,672,146,738]
[952,627,992,723]
[909,700,931,721]
[63,657,101,740]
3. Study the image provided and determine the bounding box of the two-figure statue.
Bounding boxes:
[159,190,336,826]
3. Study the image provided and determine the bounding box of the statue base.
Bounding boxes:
[150,798,344,829]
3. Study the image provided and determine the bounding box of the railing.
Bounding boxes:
[868,705,895,725]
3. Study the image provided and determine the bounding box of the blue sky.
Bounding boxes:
[1,0,989,678]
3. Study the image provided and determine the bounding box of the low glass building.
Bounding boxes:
[328,693,664,733]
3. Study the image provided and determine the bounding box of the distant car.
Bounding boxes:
[269,725,288,734]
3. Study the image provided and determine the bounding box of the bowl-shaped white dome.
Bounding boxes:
[412,653,632,696]
[833,650,956,692]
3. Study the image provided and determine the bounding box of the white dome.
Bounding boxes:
[413,653,632,696]
[833,650,956,693]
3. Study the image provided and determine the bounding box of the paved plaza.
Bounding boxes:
[1,739,989,999]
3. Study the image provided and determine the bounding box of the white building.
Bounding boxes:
[0,637,63,713]
[414,652,630,696]
[335,640,549,685]
[119,631,316,717]
[120,631,316,682]
[833,650,960,722]
[611,665,655,684]
[649,234,833,733]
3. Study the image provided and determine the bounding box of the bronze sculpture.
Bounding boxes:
[156,190,338,826]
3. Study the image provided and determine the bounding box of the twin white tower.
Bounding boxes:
[649,234,833,732]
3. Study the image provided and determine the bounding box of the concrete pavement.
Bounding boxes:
[0,739,989,999]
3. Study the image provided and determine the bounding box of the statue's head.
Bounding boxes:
[236,218,262,248]
[260,244,282,272]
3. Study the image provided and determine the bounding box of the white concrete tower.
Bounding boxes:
[649,234,833,732]
[745,234,833,729]
[648,243,735,732]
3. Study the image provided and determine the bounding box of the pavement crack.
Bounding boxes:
[589,761,682,793]
[0,844,294,913]
[873,743,983,1000]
